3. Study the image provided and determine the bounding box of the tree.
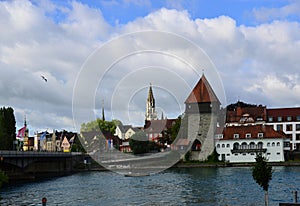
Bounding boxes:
[252,153,273,206]
[0,107,16,150]
[129,131,149,154]
[0,170,8,188]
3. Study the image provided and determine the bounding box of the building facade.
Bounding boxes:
[266,108,300,151]
[215,124,290,163]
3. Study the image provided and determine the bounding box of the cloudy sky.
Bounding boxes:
[1,0,300,134]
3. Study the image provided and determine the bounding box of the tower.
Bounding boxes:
[23,116,29,151]
[185,74,220,161]
[145,83,157,121]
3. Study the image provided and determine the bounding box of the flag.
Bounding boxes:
[16,126,26,140]
[40,131,47,141]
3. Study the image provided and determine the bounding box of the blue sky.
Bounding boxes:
[42,0,299,26]
[1,0,300,133]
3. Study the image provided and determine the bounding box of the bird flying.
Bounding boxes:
[41,75,47,82]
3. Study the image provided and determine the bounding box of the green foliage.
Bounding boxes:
[80,119,121,134]
[206,148,221,163]
[70,138,86,153]
[160,116,182,146]
[129,131,149,154]
[0,170,8,188]
[252,153,273,191]
[184,151,191,161]
[0,107,16,150]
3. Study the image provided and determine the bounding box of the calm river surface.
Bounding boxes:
[1,166,300,206]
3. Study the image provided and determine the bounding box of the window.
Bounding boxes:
[277,124,283,131]
[233,142,239,150]
[272,142,275,147]
[258,142,263,149]
[296,124,300,131]
[241,142,247,149]
[278,116,282,121]
[245,133,251,138]
[277,142,280,146]
[222,144,225,148]
[296,134,300,140]
[258,133,264,138]
[267,142,270,147]
[250,142,255,149]
[287,116,292,121]
[268,117,273,122]
[286,124,293,131]
[226,144,230,148]
[297,116,300,121]
[234,134,239,139]
[267,153,271,155]
[226,154,230,156]
[277,152,280,155]
[217,144,220,148]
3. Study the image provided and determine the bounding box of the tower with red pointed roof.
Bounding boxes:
[185,74,221,161]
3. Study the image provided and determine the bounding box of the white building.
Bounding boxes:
[215,124,290,163]
[266,107,300,151]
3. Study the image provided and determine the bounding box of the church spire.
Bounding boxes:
[145,83,157,121]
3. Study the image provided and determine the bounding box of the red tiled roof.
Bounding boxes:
[185,74,219,104]
[226,106,267,123]
[267,107,300,118]
[217,124,286,140]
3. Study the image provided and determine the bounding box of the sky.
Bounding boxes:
[1,0,300,135]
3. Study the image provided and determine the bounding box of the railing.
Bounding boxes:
[0,150,83,157]
[231,148,267,154]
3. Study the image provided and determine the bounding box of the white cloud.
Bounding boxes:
[1,1,300,134]
[252,1,300,22]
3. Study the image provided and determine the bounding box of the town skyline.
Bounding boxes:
[1,0,300,134]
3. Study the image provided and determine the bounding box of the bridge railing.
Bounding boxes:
[0,150,83,158]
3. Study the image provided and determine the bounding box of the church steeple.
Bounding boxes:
[145,83,157,121]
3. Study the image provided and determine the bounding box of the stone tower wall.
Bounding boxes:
[187,112,217,161]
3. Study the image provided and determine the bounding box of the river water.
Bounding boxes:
[1,166,300,206]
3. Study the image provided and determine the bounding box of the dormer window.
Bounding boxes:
[233,134,239,139]
[258,133,264,138]
[245,133,251,138]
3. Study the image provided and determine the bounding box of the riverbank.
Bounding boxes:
[173,161,300,168]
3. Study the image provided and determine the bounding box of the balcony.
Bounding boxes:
[231,148,267,154]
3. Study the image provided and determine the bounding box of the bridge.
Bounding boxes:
[0,151,87,181]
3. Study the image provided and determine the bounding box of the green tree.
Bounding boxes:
[0,170,8,188]
[129,131,149,154]
[252,153,273,206]
[80,119,121,134]
[0,107,16,150]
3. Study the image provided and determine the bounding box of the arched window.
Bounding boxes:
[267,142,270,147]
[241,142,247,149]
[233,142,239,150]
[222,144,225,148]
[249,142,255,149]
[258,142,263,149]
[277,142,280,146]
[217,144,220,148]
[192,139,201,151]
[226,144,230,148]
[272,142,275,147]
